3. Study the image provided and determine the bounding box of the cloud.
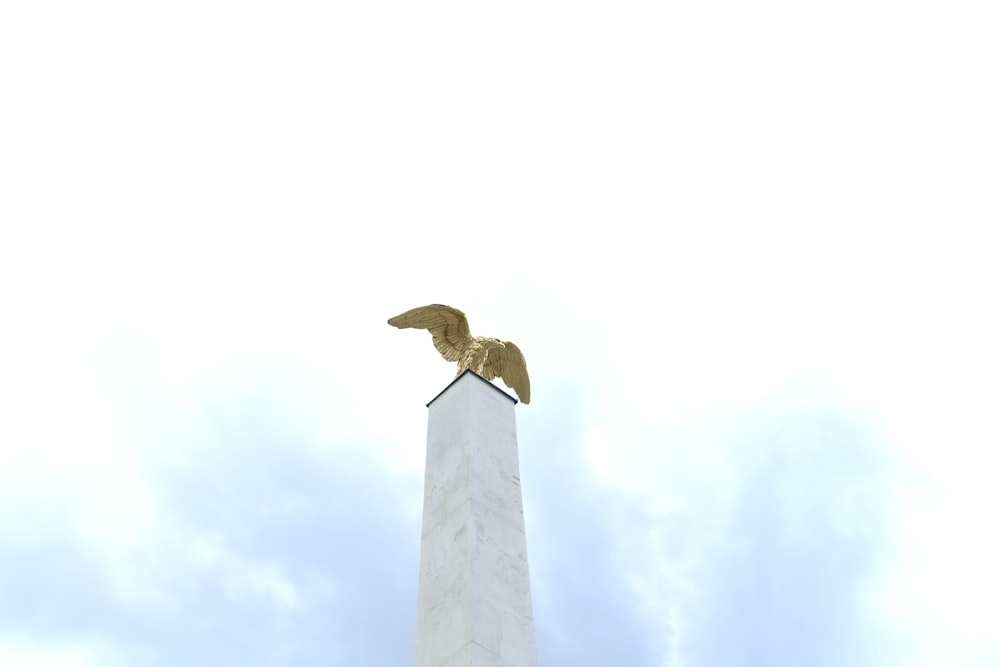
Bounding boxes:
[607,382,894,667]
[0,355,424,667]
[0,317,988,667]
[522,381,663,667]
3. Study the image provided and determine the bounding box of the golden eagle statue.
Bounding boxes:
[388,304,531,404]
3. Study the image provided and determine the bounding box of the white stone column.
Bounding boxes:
[413,370,539,667]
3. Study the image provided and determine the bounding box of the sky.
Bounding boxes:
[1,1,998,666]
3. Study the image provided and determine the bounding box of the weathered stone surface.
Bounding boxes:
[413,370,538,667]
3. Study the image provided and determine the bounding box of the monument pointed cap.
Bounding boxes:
[426,368,519,408]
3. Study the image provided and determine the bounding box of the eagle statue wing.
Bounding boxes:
[481,341,531,404]
[387,304,473,362]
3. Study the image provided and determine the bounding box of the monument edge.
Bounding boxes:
[426,369,519,408]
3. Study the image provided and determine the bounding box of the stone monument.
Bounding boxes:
[388,305,537,667]
[412,370,539,667]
